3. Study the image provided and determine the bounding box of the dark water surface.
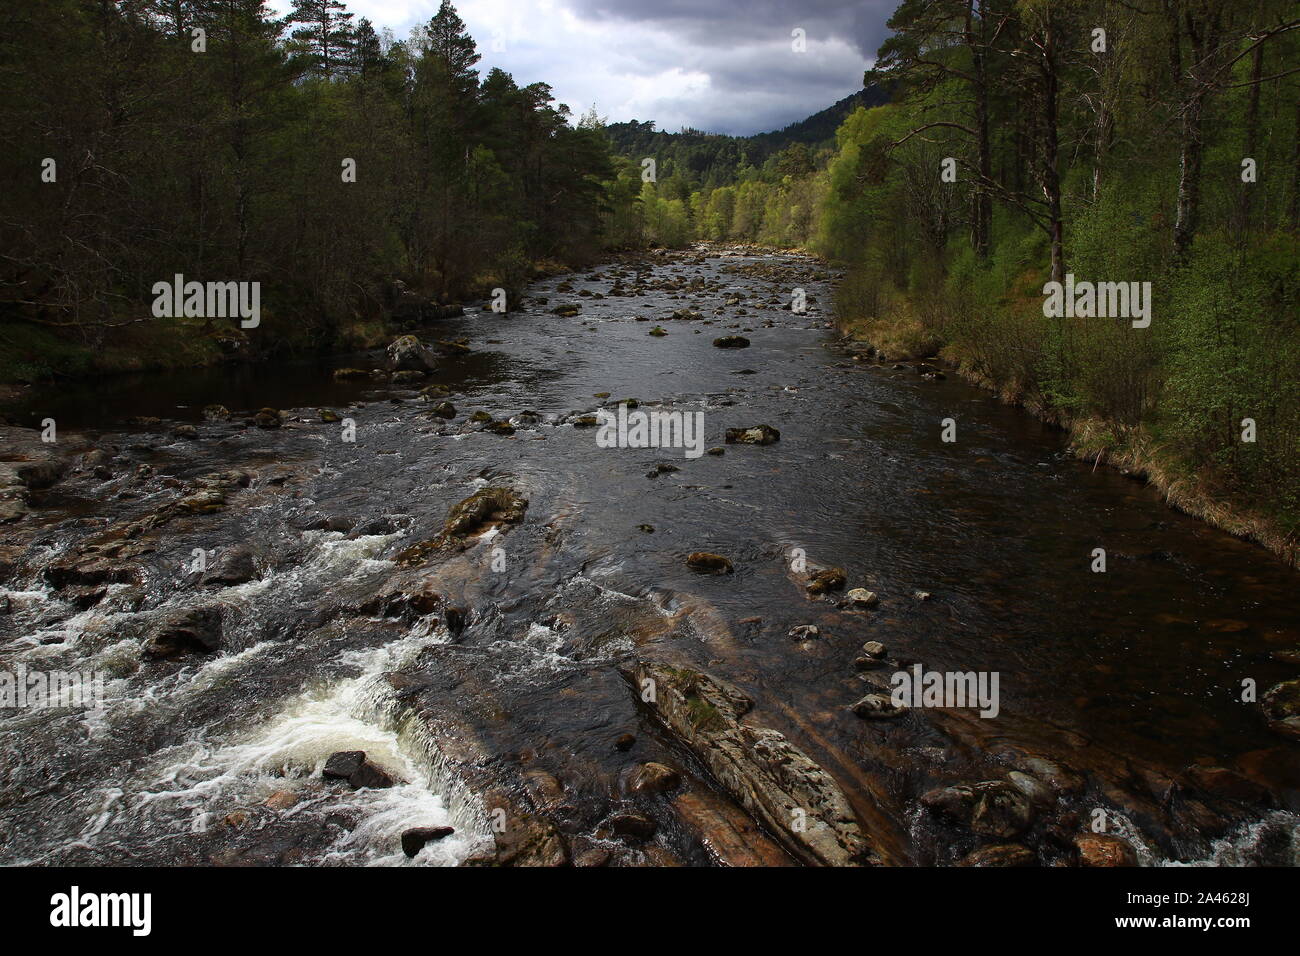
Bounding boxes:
[1,248,1296,866]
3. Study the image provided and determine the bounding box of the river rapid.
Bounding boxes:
[1,246,1297,867]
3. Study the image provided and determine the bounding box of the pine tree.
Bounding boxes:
[287,0,354,79]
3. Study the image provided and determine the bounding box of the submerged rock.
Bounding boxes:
[687,551,733,574]
[712,335,750,348]
[608,810,657,841]
[850,694,907,720]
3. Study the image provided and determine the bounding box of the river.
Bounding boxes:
[1,247,1296,866]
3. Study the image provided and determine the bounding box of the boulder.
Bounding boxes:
[386,335,438,372]
[142,606,223,659]
[401,826,455,857]
[712,335,750,348]
[322,750,396,790]
[323,751,366,780]
[201,547,257,586]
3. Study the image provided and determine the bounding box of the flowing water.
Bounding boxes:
[1,247,1297,866]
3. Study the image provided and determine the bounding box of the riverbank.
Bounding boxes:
[835,306,1300,572]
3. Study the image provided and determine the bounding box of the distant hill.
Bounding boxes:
[604,86,889,189]
[745,86,891,154]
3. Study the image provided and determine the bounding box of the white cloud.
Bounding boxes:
[268,0,876,135]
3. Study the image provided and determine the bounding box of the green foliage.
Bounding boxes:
[0,0,618,368]
[818,0,1300,535]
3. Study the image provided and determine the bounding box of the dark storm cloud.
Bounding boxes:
[567,0,897,59]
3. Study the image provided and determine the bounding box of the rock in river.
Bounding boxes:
[142,606,223,659]
[386,334,438,372]
[806,566,846,594]
[687,551,733,574]
[401,826,455,857]
[1262,678,1300,740]
[724,424,780,445]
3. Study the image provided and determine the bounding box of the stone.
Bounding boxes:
[628,762,682,795]
[970,782,1035,839]
[806,567,846,594]
[956,844,1037,867]
[348,760,395,790]
[789,624,820,640]
[712,335,750,348]
[264,790,298,810]
[862,640,886,658]
[1075,833,1138,867]
[1261,678,1300,740]
[724,424,780,445]
[847,588,879,607]
[614,733,636,751]
[401,826,455,857]
[850,694,907,720]
[608,811,657,841]
[442,487,527,538]
[202,547,257,586]
[686,551,733,574]
[323,751,366,781]
[142,606,223,659]
[386,335,439,372]
[253,408,282,429]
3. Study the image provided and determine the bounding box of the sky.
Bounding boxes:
[268,0,899,135]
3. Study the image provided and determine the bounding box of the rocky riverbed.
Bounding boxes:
[1,246,1297,866]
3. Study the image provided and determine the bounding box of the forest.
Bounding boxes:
[4,0,1299,553]
[1,0,615,379]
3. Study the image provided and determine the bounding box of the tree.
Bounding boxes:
[287,0,355,79]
